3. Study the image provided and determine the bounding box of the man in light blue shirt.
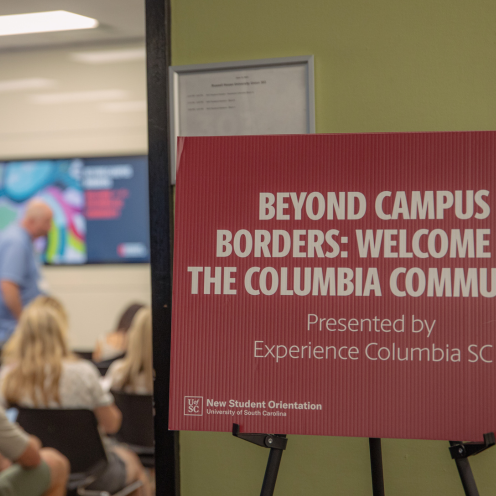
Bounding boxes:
[0,200,52,343]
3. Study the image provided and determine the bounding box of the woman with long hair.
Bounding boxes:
[93,303,144,362]
[0,297,151,496]
[1,295,68,368]
[104,307,153,394]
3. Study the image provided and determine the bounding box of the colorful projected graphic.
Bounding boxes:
[0,156,149,265]
[0,160,86,264]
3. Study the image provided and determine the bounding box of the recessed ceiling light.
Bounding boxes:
[0,78,56,92]
[31,89,129,104]
[72,48,146,64]
[0,11,98,37]
[100,101,147,112]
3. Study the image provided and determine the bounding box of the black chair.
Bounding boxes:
[73,350,94,361]
[16,408,142,496]
[111,390,155,468]
[93,353,126,376]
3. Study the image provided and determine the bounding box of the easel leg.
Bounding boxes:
[232,426,287,496]
[369,438,385,496]
[449,441,480,496]
[260,447,284,496]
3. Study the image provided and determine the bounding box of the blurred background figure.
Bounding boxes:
[0,199,52,345]
[93,302,145,362]
[104,307,153,394]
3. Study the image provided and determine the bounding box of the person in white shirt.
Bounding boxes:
[104,307,153,395]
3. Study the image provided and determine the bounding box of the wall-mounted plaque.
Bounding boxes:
[169,56,315,184]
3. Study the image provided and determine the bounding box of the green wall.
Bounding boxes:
[171,1,496,494]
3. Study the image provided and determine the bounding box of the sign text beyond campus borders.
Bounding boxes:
[170,132,496,441]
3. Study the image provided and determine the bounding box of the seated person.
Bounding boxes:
[104,307,153,395]
[0,297,151,496]
[93,303,144,363]
[2,295,68,365]
[0,406,69,496]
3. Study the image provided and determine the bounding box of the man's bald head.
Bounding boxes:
[22,199,53,239]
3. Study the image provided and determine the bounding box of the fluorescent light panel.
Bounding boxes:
[0,78,56,92]
[31,89,129,104]
[0,11,98,37]
[72,48,146,64]
[100,101,147,112]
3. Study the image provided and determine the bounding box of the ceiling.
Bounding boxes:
[0,1,148,159]
[0,0,145,51]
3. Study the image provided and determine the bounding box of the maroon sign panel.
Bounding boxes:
[170,132,496,441]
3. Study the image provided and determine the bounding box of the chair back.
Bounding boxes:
[111,390,154,447]
[73,350,93,361]
[94,353,125,376]
[16,408,108,478]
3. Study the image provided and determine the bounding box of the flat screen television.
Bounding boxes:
[0,156,150,264]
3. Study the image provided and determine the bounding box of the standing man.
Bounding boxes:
[0,199,53,343]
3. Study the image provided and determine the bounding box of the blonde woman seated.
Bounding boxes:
[104,307,153,395]
[0,297,151,496]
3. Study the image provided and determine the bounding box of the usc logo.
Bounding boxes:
[184,396,203,416]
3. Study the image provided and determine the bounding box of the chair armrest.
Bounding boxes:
[78,480,142,496]
[77,489,110,496]
[112,480,143,496]
[76,475,109,496]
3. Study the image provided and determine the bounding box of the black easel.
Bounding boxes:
[449,433,495,496]
[369,438,386,496]
[233,424,287,496]
[234,426,385,496]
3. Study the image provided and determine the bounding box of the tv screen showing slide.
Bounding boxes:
[0,156,150,265]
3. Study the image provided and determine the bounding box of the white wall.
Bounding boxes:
[0,42,151,350]
[42,264,151,350]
